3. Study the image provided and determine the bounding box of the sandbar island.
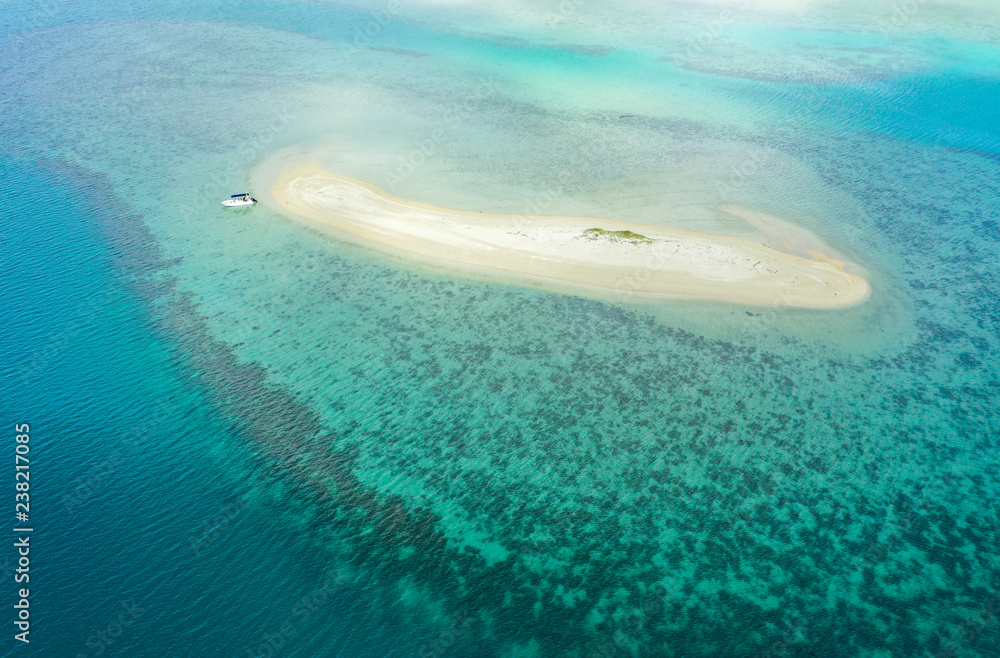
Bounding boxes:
[271,162,870,308]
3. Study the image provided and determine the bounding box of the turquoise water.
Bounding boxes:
[2,0,999,655]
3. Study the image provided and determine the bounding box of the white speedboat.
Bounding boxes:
[222,193,257,207]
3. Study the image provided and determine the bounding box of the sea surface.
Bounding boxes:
[1,1,999,656]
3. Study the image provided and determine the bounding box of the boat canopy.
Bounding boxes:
[231,193,249,198]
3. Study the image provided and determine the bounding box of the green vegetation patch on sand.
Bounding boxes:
[583,228,655,245]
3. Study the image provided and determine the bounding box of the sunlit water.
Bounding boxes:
[2,1,998,655]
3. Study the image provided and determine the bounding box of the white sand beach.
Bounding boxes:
[271,162,870,308]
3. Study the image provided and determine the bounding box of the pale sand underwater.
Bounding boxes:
[272,161,870,308]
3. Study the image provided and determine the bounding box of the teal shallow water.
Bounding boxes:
[2,1,999,655]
